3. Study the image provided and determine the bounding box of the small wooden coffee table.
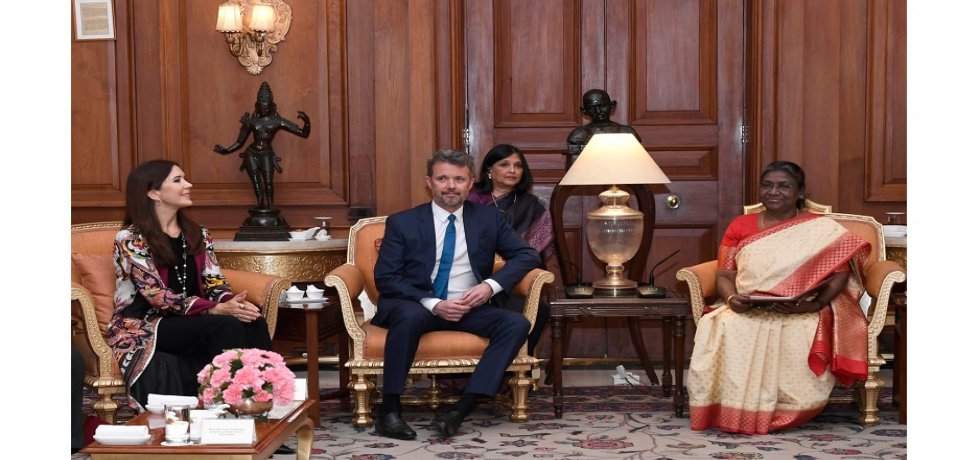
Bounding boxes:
[81,399,316,459]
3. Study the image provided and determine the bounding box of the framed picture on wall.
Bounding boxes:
[73,0,115,41]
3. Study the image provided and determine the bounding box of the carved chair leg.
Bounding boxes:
[349,374,375,427]
[855,374,883,426]
[426,375,444,411]
[94,389,121,424]
[508,370,532,423]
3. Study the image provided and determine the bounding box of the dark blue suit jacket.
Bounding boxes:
[373,200,539,324]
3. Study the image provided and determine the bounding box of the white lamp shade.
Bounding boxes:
[215,4,243,32]
[558,133,671,186]
[247,4,277,31]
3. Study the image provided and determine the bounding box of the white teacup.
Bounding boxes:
[286,286,305,301]
[306,286,325,299]
[288,231,307,239]
[165,420,189,444]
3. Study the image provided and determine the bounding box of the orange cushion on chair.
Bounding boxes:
[361,323,490,360]
[71,253,117,334]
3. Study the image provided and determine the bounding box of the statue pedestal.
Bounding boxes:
[234,207,290,241]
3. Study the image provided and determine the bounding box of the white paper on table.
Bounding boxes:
[200,419,256,444]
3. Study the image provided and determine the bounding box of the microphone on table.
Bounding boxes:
[637,249,680,298]
[556,253,594,298]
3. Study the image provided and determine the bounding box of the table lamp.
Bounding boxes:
[557,133,671,296]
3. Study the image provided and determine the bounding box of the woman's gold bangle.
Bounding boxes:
[726,294,737,307]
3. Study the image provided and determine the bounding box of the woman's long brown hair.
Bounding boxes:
[123,160,205,267]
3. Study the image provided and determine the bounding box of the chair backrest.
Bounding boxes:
[71,222,124,334]
[743,199,832,215]
[346,216,388,305]
[823,213,886,268]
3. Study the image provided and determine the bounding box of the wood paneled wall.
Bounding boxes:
[71,0,906,360]
[746,0,906,219]
[72,0,906,234]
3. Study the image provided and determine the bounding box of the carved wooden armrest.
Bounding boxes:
[676,260,718,324]
[860,260,907,338]
[70,281,116,380]
[324,264,369,351]
[223,268,291,339]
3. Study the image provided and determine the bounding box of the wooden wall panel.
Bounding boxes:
[495,0,580,127]
[865,0,907,202]
[633,0,717,124]
[73,1,354,239]
[747,0,906,221]
[70,0,134,210]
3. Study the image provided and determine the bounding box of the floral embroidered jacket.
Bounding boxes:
[107,224,233,386]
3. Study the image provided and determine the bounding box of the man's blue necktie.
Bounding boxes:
[433,214,456,300]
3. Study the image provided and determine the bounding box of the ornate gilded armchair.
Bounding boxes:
[675,206,906,425]
[324,216,555,428]
[70,222,290,423]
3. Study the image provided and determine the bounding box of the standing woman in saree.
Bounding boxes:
[468,144,555,355]
[688,161,871,434]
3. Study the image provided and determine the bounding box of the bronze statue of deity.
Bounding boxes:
[215,81,310,240]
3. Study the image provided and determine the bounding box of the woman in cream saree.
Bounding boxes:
[689,164,871,435]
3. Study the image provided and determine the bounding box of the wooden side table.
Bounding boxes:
[885,235,906,422]
[548,291,689,419]
[215,239,352,425]
[276,298,350,426]
[894,293,906,424]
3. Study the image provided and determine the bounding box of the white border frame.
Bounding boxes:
[73,0,115,41]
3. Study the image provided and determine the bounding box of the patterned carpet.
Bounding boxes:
[76,385,906,459]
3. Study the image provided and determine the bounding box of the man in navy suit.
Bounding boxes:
[371,149,539,440]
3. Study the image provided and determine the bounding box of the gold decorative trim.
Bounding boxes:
[216,251,345,283]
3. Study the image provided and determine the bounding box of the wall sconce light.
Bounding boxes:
[215,0,292,75]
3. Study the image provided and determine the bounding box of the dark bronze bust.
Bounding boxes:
[215,82,310,240]
[565,89,641,164]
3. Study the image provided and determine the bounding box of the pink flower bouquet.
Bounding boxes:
[198,348,295,406]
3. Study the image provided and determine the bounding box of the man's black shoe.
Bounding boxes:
[274,445,295,455]
[375,412,417,440]
[432,410,465,438]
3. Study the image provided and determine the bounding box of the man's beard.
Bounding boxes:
[434,191,463,208]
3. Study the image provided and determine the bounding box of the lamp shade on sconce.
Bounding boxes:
[215,4,243,32]
[247,4,277,32]
[215,0,292,74]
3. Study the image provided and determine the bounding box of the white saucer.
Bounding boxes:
[288,237,313,241]
[160,441,194,446]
